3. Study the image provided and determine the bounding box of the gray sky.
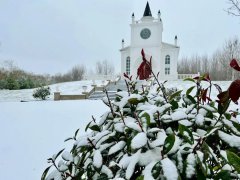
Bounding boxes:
[0,0,239,74]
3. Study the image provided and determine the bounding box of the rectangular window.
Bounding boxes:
[126,57,130,75]
[165,67,170,75]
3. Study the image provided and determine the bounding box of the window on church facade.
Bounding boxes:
[165,67,170,75]
[165,55,170,64]
[126,57,130,75]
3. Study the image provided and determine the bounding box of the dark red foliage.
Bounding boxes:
[137,49,152,80]
[193,73,211,82]
[201,88,208,102]
[204,73,211,82]
[230,59,240,71]
[228,79,240,104]
[123,73,129,79]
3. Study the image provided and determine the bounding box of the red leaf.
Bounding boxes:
[193,76,200,80]
[130,75,132,81]
[141,49,145,58]
[230,59,240,71]
[228,79,240,103]
[123,73,129,79]
[203,73,211,82]
[202,88,208,102]
[206,97,212,102]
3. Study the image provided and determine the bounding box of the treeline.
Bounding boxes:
[0,61,48,90]
[0,60,115,90]
[178,37,240,80]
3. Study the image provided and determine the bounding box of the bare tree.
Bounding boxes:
[218,37,240,80]
[178,37,240,81]
[95,61,103,75]
[70,65,86,81]
[95,60,115,76]
[226,0,240,16]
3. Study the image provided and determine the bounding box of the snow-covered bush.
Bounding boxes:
[42,60,240,180]
[33,86,50,100]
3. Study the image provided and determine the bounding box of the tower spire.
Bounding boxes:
[143,2,152,17]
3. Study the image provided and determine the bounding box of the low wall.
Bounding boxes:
[54,80,112,101]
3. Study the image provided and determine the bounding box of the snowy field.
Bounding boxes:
[0,80,107,102]
[0,100,108,180]
[0,80,239,180]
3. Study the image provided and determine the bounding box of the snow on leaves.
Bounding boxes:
[131,132,147,149]
[43,72,240,180]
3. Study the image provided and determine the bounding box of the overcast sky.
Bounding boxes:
[0,0,239,74]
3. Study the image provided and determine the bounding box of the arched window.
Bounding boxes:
[126,56,130,75]
[165,55,170,65]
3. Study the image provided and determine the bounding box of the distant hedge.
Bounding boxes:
[0,69,47,90]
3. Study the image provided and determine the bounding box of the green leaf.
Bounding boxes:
[170,100,179,110]
[136,175,144,180]
[128,98,140,105]
[169,90,182,101]
[186,86,195,95]
[74,129,80,138]
[187,95,196,104]
[64,137,73,142]
[179,124,194,145]
[214,170,231,180]
[55,148,65,160]
[85,121,92,132]
[196,164,206,180]
[218,100,231,115]
[141,112,151,126]
[232,120,240,132]
[97,174,108,180]
[163,134,175,154]
[152,162,161,179]
[226,150,240,173]
[41,165,52,180]
[184,78,195,83]
[89,125,101,132]
[224,113,231,120]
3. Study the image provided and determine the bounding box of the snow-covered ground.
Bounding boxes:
[0,80,107,102]
[0,80,239,180]
[0,100,108,180]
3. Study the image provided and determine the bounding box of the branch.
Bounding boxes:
[227,0,240,16]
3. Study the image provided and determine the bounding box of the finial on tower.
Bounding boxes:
[158,10,161,21]
[175,36,178,46]
[132,13,135,23]
[122,39,125,48]
[143,2,152,17]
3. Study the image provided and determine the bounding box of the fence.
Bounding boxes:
[83,75,119,81]
[178,73,200,79]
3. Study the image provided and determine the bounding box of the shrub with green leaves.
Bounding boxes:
[33,86,50,100]
[42,56,240,180]
[42,73,240,179]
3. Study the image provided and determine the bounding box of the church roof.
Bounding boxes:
[143,2,152,17]
[162,42,180,48]
[120,46,130,51]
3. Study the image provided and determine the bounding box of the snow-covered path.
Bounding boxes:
[0,100,108,180]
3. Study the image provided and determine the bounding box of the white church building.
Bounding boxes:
[120,2,180,80]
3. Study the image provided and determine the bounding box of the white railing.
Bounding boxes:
[83,75,119,81]
[178,73,200,79]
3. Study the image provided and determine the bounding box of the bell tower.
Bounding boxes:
[120,2,180,81]
[130,2,163,47]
